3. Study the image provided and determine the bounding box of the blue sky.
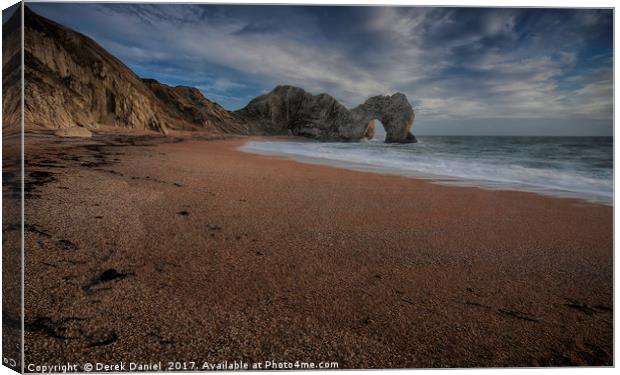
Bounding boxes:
[18,3,614,135]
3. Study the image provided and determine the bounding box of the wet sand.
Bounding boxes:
[16,132,612,368]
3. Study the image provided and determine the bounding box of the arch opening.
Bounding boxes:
[364,119,387,142]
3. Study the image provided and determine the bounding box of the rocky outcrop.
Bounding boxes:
[236,86,416,143]
[142,79,247,134]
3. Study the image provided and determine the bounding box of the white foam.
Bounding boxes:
[239,139,613,205]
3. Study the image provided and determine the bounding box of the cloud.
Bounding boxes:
[29,4,612,134]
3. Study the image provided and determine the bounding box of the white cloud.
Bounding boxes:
[33,4,612,126]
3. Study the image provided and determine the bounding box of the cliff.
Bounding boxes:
[12,6,241,134]
[2,5,22,130]
[141,79,248,134]
[21,6,163,131]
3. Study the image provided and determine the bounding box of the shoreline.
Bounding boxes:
[238,137,613,207]
[237,136,612,207]
[19,133,613,367]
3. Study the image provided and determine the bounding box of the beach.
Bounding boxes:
[18,133,612,368]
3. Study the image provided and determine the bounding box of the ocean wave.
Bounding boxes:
[239,137,613,205]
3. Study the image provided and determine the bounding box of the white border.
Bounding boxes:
[8,0,619,7]
[0,1,616,375]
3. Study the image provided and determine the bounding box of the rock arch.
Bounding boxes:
[236,85,417,143]
[351,93,416,143]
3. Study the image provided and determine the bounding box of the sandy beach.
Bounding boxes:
[13,133,612,368]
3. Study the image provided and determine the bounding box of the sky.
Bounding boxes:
[14,3,615,135]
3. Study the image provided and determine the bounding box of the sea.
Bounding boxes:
[240,136,613,205]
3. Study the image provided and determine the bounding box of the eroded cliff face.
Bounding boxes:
[236,86,416,143]
[16,6,244,134]
[21,6,164,131]
[142,79,247,134]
